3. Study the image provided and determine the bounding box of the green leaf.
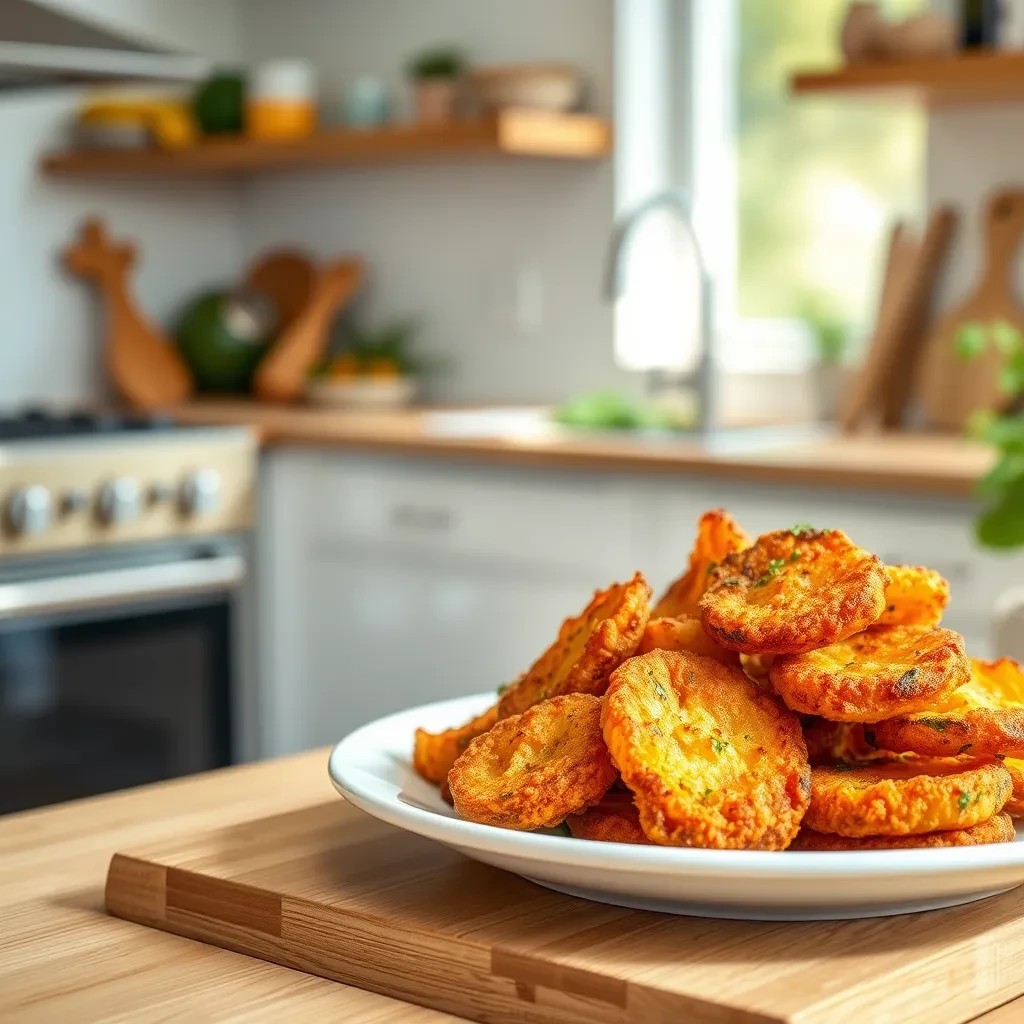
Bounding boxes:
[981,415,1024,454]
[993,320,1024,355]
[976,498,1024,550]
[956,322,990,360]
[977,452,1024,499]
[999,352,1024,397]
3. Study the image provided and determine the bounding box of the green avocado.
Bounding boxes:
[193,72,245,135]
[174,291,272,394]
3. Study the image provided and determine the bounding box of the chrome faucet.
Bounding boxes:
[604,189,716,434]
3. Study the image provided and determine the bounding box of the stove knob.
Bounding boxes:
[180,469,221,517]
[97,477,142,526]
[5,485,53,536]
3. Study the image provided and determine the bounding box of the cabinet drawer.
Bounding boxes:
[303,455,637,573]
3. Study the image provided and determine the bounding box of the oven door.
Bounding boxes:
[0,546,244,814]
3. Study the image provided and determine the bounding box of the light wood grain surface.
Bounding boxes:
[107,793,1024,1024]
[0,750,457,1023]
[170,400,993,498]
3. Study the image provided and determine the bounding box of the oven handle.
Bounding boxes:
[0,555,245,621]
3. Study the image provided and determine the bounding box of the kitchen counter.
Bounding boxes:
[0,751,456,1023]
[3,752,1024,1024]
[171,400,993,498]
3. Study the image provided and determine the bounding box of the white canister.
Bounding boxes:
[247,59,317,139]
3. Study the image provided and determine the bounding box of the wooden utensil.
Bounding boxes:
[63,219,193,409]
[243,249,317,335]
[253,258,364,403]
[915,188,1024,431]
[839,207,957,432]
[107,799,1024,1024]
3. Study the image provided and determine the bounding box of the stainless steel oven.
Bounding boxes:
[0,413,256,813]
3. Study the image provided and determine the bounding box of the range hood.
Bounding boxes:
[0,0,209,89]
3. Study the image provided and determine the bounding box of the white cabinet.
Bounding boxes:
[257,449,1024,757]
[257,449,639,755]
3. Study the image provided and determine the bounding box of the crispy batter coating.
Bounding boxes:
[874,657,1024,758]
[699,528,887,655]
[497,573,651,720]
[791,813,1015,850]
[878,565,950,628]
[602,650,811,849]
[566,791,651,844]
[652,509,750,619]
[439,775,455,807]
[805,757,1012,837]
[448,694,616,831]
[413,705,499,784]
[801,718,896,765]
[1004,759,1024,816]
[770,625,970,723]
[637,615,739,667]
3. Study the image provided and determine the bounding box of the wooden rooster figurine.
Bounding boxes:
[64,219,193,409]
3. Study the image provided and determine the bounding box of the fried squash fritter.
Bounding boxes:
[1004,759,1024,816]
[602,649,810,849]
[770,625,971,723]
[805,757,1012,837]
[637,615,739,667]
[448,693,616,831]
[699,527,887,655]
[652,509,750,619]
[873,657,1024,759]
[566,791,651,844]
[496,572,651,720]
[878,565,950,628]
[413,705,499,784]
[791,814,1015,850]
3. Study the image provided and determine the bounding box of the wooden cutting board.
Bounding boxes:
[106,799,1024,1024]
[915,188,1024,431]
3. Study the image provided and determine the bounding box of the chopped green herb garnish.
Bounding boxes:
[791,523,815,536]
[919,716,951,733]
[701,787,714,802]
[754,558,787,588]
[722,577,743,587]
[958,792,971,811]
[710,737,729,754]
[496,682,510,695]
[788,550,801,563]
[706,561,718,575]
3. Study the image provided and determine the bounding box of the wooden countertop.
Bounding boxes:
[171,400,993,498]
[1,754,1022,1024]
[0,751,456,1023]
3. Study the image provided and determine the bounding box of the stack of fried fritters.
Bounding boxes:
[413,510,1022,850]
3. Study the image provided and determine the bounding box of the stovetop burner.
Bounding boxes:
[0,409,175,442]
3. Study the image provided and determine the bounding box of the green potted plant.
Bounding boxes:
[802,295,850,422]
[407,46,466,124]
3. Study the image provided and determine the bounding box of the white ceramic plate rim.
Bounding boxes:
[329,693,1024,881]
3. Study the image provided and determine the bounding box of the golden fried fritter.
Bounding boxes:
[699,527,887,655]
[566,791,651,844]
[770,625,970,723]
[413,705,499,784]
[1004,759,1024,816]
[440,775,455,807]
[637,615,739,667]
[873,657,1024,758]
[602,649,810,849]
[448,693,616,831]
[791,814,1015,850]
[801,718,895,765]
[878,565,950,628]
[805,757,1012,837]
[652,509,750,619]
[497,573,651,720]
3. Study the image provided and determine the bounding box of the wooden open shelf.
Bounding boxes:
[41,109,611,178]
[791,50,1024,105]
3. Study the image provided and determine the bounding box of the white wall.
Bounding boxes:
[238,0,626,405]
[0,0,244,407]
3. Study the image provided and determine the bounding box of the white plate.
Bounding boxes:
[328,693,1024,921]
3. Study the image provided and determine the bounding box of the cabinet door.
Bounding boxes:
[298,545,602,748]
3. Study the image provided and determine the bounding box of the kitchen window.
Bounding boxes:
[615,0,924,374]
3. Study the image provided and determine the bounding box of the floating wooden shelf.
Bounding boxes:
[791,50,1024,105]
[41,109,611,178]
